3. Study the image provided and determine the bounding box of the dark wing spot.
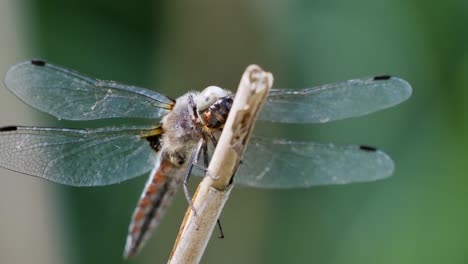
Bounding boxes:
[373,75,391,81]
[360,145,377,152]
[0,126,18,132]
[31,59,46,66]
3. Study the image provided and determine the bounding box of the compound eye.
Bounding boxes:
[196,86,228,111]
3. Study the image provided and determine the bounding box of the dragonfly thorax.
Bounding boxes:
[159,87,232,167]
[160,93,201,166]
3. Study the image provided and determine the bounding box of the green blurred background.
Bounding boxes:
[0,0,467,263]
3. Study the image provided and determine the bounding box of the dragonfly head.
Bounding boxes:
[196,86,228,111]
[195,86,233,128]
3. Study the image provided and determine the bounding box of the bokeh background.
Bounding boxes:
[0,0,467,263]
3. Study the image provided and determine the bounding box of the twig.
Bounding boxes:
[168,65,273,264]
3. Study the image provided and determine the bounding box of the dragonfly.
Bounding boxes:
[0,59,412,258]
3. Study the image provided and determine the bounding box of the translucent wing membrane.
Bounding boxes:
[4,60,175,120]
[260,76,412,123]
[234,136,394,188]
[0,126,159,186]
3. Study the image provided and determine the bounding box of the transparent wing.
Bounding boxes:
[234,136,394,188]
[4,60,175,120]
[0,126,160,186]
[259,76,412,123]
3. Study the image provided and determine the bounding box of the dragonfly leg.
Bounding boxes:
[201,138,224,238]
[203,131,221,180]
[182,139,205,217]
[216,218,225,239]
[207,131,218,147]
[192,138,209,172]
[183,139,225,235]
[203,136,209,168]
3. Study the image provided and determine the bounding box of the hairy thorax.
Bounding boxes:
[160,87,233,167]
[160,92,201,166]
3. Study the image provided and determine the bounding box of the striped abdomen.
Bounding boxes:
[124,154,184,258]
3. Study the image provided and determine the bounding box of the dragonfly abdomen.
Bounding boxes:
[124,155,184,258]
